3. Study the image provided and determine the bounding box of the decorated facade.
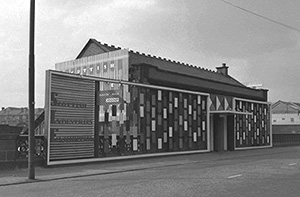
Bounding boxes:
[43,39,271,165]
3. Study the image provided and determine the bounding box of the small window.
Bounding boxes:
[291,118,294,122]
[273,120,276,122]
[282,118,285,120]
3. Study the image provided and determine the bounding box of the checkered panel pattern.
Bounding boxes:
[139,88,208,153]
[235,100,271,148]
[98,83,208,156]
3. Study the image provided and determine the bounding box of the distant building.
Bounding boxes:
[272,100,300,134]
[0,107,44,127]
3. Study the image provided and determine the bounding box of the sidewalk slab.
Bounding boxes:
[1,146,299,187]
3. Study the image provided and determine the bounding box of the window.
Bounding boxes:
[282,118,285,120]
[291,118,294,122]
[273,120,277,122]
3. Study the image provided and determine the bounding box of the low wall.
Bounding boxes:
[0,125,22,162]
[272,125,300,134]
[0,125,46,169]
[273,134,300,146]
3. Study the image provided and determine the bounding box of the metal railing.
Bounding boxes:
[16,135,46,161]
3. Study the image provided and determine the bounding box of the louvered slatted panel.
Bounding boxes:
[49,74,95,161]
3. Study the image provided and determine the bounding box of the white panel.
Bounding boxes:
[152,120,156,131]
[133,139,138,151]
[202,121,206,130]
[198,95,201,104]
[189,105,192,115]
[158,138,162,149]
[184,121,188,131]
[174,97,178,108]
[112,134,117,146]
[158,90,162,101]
[163,108,167,119]
[140,106,144,117]
[169,127,173,137]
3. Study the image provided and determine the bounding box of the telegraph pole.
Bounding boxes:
[28,0,35,180]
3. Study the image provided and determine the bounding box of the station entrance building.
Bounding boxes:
[44,39,271,165]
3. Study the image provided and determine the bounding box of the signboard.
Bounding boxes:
[45,71,95,164]
[55,49,129,82]
[99,90,124,108]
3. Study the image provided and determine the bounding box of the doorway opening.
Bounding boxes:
[210,114,234,151]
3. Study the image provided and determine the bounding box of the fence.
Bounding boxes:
[273,134,300,146]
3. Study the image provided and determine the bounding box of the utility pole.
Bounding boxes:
[28,0,35,180]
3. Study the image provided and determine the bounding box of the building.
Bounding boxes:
[0,107,43,128]
[272,100,300,134]
[43,38,271,165]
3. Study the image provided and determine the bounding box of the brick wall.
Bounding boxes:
[0,125,22,162]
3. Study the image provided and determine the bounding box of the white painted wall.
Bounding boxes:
[272,113,300,125]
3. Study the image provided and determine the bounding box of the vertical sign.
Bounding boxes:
[45,71,95,165]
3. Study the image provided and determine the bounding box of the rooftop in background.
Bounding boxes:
[272,100,300,114]
[0,107,44,127]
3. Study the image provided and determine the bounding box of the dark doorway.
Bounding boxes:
[212,114,235,151]
[213,114,225,152]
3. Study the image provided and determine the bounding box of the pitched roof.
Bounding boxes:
[272,100,300,113]
[76,38,259,88]
[0,107,43,116]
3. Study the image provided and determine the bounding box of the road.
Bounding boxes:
[1,147,300,197]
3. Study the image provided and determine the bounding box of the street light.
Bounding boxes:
[28,0,35,180]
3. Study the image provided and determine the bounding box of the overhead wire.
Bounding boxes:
[219,0,300,33]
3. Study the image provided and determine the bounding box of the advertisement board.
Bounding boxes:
[45,71,96,164]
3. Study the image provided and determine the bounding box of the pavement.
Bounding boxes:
[0,146,298,187]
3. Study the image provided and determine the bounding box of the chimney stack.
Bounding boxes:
[216,63,229,75]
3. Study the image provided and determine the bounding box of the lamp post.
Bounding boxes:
[28,0,35,180]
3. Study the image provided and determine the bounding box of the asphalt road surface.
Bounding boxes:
[1,147,300,197]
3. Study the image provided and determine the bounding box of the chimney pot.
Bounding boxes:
[216,63,229,75]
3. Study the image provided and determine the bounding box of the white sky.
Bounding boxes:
[1,0,300,107]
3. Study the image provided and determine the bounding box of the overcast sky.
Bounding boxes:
[1,0,300,107]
